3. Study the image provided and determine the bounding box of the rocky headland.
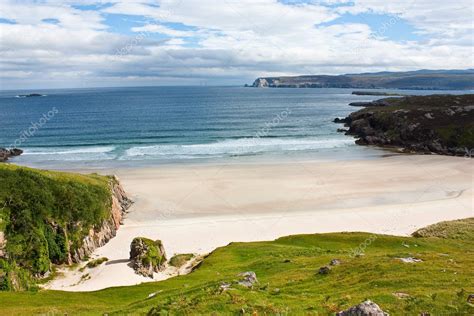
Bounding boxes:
[250,69,474,90]
[336,94,474,156]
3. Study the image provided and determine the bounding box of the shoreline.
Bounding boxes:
[45,154,473,292]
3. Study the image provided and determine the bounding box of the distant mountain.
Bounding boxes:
[250,69,474,90]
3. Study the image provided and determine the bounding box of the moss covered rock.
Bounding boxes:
[129,237,166,278]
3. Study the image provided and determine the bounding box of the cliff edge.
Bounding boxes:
[0,165,132,290]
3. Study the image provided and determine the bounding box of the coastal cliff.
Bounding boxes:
[0,165,132,290]
[71,176,132,262]
[337,94,474,156]
[250,69,474,90]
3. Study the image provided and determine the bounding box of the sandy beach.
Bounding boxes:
[46,154,473,291]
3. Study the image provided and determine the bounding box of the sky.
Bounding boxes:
[0,0,473,89]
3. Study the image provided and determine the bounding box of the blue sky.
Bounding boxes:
[0,0,472,89]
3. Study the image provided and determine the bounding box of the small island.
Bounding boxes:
[16,93,45,98]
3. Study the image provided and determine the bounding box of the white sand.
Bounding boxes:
[45,154,473,291]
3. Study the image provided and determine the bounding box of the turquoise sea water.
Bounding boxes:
[0,86,470,169]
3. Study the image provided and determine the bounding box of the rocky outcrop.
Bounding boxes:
[71,176,132,262]
[348,99,392,107]
[0,148,23,162]
[130,237,166,278]
[337,300,388,316]
[237,271,258,288]
[340,94,474,156]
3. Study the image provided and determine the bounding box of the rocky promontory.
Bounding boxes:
[337,94,474,156]
[250,69,474,90]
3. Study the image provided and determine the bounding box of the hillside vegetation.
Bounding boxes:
[0,164,112,290]
[0,218,472,315]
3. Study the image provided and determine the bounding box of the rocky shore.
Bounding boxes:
[0,148,23,162]
[336,94,474,156]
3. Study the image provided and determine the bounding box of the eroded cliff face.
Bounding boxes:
[69,176,132,263]
[71,176,132,263]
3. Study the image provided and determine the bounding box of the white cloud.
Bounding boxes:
[0,0,473,89]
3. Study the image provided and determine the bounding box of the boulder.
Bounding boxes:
[333,117,348,124]
[337,300,388,316]
[237,271,258,288]
[329,259,341,266]
[398,257,422,263]
[318,266,331,275]
[130,237,166,278]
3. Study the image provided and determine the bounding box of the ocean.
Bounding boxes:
[0,86,469,169]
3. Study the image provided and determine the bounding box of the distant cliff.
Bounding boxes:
[0,165,132,290]
[336,94,474,156]
[251,69,474,90]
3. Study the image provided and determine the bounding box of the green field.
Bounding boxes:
[1,219,473,315]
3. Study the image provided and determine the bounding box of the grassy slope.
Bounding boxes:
[0,220,473,315]
[0,164,111,289]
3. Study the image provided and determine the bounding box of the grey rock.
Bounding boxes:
[237,271,258,288]
[0,148,23,162]
[337,300,389,316]
[398,257,423,263]
[129,237,166,278]
[318,266,331,275]
[330,259,341,266]
[219,282,232,292]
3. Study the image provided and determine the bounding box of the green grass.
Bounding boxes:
[169,253,195,268]
[85,257,108,269]
[0,219,473,315]
[0,164,112,290]
[413,218,474,240]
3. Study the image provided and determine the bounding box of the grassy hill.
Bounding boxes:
[0,218,472,315]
